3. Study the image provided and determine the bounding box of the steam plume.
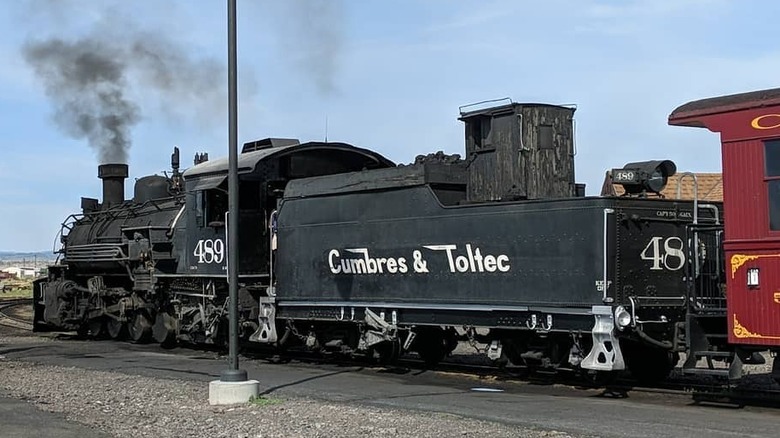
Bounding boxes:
[283,0,345,95]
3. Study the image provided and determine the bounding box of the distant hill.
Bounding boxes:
[0,251,58,262]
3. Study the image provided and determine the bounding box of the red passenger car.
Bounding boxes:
[670,89,780,359]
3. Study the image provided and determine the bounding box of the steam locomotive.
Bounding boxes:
[34,98,753,383]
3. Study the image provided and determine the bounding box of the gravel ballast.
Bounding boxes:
[0,352,574,438]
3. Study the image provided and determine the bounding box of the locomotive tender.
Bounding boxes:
[35,100,729,382]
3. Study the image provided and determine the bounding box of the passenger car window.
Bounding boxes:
[765,140,780,230]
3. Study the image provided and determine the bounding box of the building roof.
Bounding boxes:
[601,171,722,201]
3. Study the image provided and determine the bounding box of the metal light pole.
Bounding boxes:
[222,0,247,383]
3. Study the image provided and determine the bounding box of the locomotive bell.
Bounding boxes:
[611,160,676,195]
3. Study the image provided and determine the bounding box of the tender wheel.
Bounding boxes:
[413,327,456,367]
[128,312,153,343]
[106,317,126,340]
[373,339,401,366]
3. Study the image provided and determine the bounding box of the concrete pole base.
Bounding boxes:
[208,379,260,405]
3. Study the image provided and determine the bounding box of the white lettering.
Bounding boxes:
[328,249,341,274]
[455,255,469,272]
[329,244,511,275]
[496,255,511,272]
[193,239,225,264]
[484,255,497,272]
[641,236,686,271]
[423,244,511,273]
[472,247,485,272]
[386,257,398,273]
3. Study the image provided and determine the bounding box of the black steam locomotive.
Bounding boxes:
[34,101,724,383]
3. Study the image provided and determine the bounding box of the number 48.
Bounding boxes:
[640,236,685,271]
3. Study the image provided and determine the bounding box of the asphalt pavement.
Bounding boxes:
[0,391,110,438]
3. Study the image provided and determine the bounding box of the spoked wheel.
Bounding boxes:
[87,318,105,339]
[153,312,177,348]
[76,323,90,339]
[128,312,153,344]
[106,317,127,340]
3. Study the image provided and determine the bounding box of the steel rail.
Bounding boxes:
[0,298,34,331]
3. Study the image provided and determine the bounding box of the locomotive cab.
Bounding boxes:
[180,139,394,280]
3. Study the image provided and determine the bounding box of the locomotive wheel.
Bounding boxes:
[106,318,127,340]
[88,318,105,339]
[76,323,90,339]
[153,312,177,347]
[128,312,153,343]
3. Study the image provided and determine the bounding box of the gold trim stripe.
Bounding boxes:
[730,253,780,278]
[733,314,780,340]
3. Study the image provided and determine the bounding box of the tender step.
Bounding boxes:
[682,368,731,377]
[693,351,734,358]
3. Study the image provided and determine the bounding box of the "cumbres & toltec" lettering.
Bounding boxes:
[327,244,510,275]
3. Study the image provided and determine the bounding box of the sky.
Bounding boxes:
[0,0,778,252]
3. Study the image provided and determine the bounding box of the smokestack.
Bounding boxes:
[98,164,128,209]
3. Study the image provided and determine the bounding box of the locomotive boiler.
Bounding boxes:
[34,100,723,383]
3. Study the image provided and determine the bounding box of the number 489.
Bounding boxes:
[194,238,225,264]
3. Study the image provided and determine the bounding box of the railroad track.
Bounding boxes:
[5,306,777,407]
[241,344,780,407]
[0,298,34,331]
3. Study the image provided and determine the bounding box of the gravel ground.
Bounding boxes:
[0,351,575,438]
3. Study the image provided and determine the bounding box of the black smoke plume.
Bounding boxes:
[23,38,138,164]
[23,33,224,164]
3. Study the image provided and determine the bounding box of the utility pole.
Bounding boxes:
[209,0,259,404]
[222,0,246,383]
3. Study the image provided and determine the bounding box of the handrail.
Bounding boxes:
[676,172,699,225]
[458,97,513,115]
[602,208,614,302]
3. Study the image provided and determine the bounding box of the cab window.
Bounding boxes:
[202,189,228,227]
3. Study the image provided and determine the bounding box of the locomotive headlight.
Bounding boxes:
[614,306,632,329]
[610,160,677,195]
